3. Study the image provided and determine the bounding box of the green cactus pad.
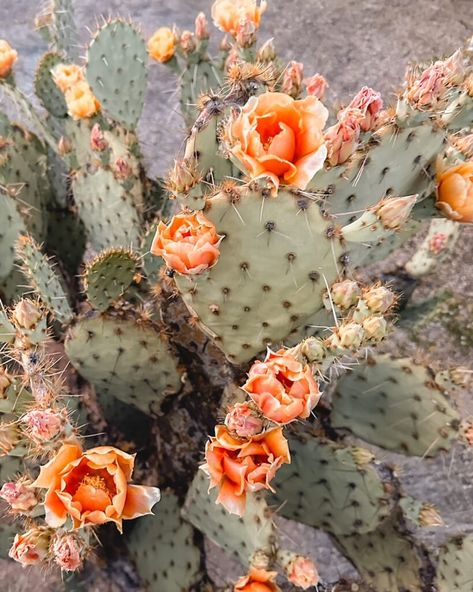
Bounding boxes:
[46,207,86,276]
[272,435,394,535]
[84,248,140,312]
[436,535,473,592]
[65,314,181,415]
[141,225,164,285]
[334,515,426,592]
[0,189,27,279]
[86,20,147,129]
[331,355,460,456]
[183,469,276,565]
[0,378,33,415]
[128,492,202,592]
[180,61,222,127]
[0,309,15,343]
[34,52,68,118]
[174,183,343,363]
[0,455,24,557]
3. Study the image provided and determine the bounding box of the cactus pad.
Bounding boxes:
[331,355,460,456]
[46,207,86,276]
[0,189,27,279]
[436,535,473,592]
[84,248,140,312]
[127,492,202,592]
[65,314,181,415]
[86,20,147,129]
[34,52,68,118]
[183,469,276,565]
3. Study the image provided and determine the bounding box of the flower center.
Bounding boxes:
[73,473,112,513]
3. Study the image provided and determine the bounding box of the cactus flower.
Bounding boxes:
[148,27,176,63]
[226,92,328,194]
[0,40,18,78]
[234,568,280,592]
[225,402,264,438]
[286,556,319,589]
[211,0,267,38]
[22,408,64,443]
[31,442,161,531]
[304,73,328,100]
[0,479,37,513]
[202,425,290,516]
[324,113,360,166]
[341,86,383,131]
[242,349,320,424]
[151,211,222,274]
[52,64,84,93]
[52,534,83,572]
[65,81,100,120]
[436,161,473,223]
[9,528,51,567]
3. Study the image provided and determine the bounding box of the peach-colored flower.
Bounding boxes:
[282,61,304,98]
[151,211,222,275]
[226,92,328,193]
[9,528,50,567]
[148,27,176,63]
[212,0,267,38]
[0,479,37,512]
[242,349,320,424]
[225,402,264,438]
[52,64,84,93]
[286,556,319,589]
[304,74,328,100]
[31,442,161,531]
[22,408,64,443]
[64,81,100,120]
[202,425,290,516]
[436,161,473,223]
[53,534,83,572]
[234,568,280,592]
[324,112,360,166]
[342,86,383,131]
[0,40,18,78]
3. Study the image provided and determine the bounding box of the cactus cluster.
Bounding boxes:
[0,0,472,590]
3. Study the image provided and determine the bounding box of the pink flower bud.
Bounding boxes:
[343,86,383,131]
[331,279,361,309]
[324,114,360,166]
[12,299,42,330]
[225,402,264,438]
[113,156,133,180]
[22,408,64,443]
[57,136,72,156]
[0,480,37,512]
[53,534,83,572]
[257,38,276,62]
[287,556,319,589]
[375,195,417,229]
[235,17,257,48]
[195,12,209,40]
[363,286,395,313]
[180,30,196,54]
[429,232,448,254]
[90,123,108,151]
[282,61,304,98]
[304,73,328,100]
[9,528,50,567]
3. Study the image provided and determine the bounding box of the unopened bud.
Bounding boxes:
[257,38,276,62]
[225,402,264,438]
[282,60,304,98]
[90,123,108,152]
[57,136,72,156]
[363,286,395,313]
[304,73,328,100]
[235,17,256,48]
[219,35,232,52]
[0,479,38,513]
[195,12,209,41]
[167,158,201,194]
[331,279,361,309]
[375,195,417,230]
[300,337,326,363]
[113,156,133,180]
[278,551,319,590]
[362,316,388,341]
[22,408,64,443]
[180,30,196,54]
[52,534,84,572]
[12,299,42,330]
[327,323,364,350]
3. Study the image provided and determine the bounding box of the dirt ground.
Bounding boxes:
[0,0,472,589]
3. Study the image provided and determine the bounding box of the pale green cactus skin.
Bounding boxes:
[436,535,473,592]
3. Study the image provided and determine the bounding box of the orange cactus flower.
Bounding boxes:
[202,425,290,516]
[151,211,222,274]
[212,0,267,38]
[0,40,18,78]
[148,27,176,63]
[226,92,328,194]
[242,349,320,424]
[234,567,281,592]
[64,81,100,120]
[52,63,84,93]
[286,556,319,589]
[436,161,473,223]
[32,442,161,531]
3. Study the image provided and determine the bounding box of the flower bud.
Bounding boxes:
[9,528,51,567]
[282,61,304,98]
[331,279,361,309]
[195,13,209,41]
[375,195,417,229]
[90,123,108,152]
[257,38,276,63]
[225,402,264,438]
[363,286,395,313]
[286,555,319,589]
[167,158,201,194]
[235,17,257,49]
[52,534,84,572]
[0,422,20,455]
[362,316,388,342]
[180,30,196,54]
[327,323,364,350]
[303,73,328,100]
[12,299,42,330]
[57,136,72,156]
[343,86,383,131]
[22,408,64,443]
[0,479,38,513]
[113,156,133,180]
[300,337,326,363]
[324,114,360,166]
[219,35,232,52]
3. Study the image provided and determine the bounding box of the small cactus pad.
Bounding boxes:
[272,435,394,535]
[183,469,276,565]
[34,52,68,117]
[127,492,202,592]
[436,535,473,592]
[174,184,343,363]
[86,20,147,129]
[16,235,74,324]
[84,248,140,312]
[65,314,181,415]
[0,189,27,279]
[331,354,460,456]
[334,515,426,592]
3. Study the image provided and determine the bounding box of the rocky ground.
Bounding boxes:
[1,0,472,590]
